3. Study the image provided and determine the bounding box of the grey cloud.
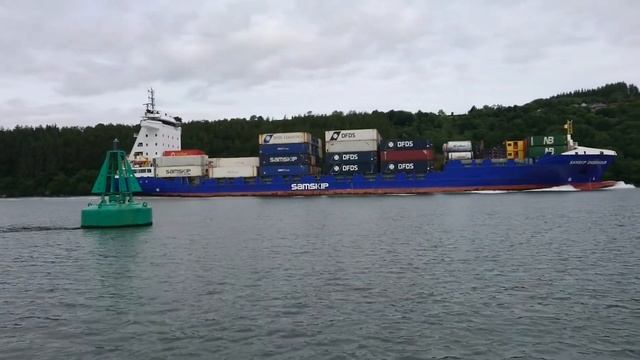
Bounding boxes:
[0,97,140,127]
[0,0,638,127]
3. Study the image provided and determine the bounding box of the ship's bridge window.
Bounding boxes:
[138,142,143,147]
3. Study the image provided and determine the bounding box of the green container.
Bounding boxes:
[527,145,567,158]
[527,135,568,147]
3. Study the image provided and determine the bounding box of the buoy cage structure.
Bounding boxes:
[81,139,152,228]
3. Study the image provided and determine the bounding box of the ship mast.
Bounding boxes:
[564,119,573,136]
[144,88,156,113]
[564,119,575,148]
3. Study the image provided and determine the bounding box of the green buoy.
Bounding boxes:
[81,139,152,228]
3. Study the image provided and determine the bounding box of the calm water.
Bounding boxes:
[1,190,639,359]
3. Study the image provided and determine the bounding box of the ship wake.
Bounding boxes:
[525,185,579,192]
[0,225,82,233]
[602,181,636,190]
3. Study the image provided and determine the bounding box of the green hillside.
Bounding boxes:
[1,82,638,196]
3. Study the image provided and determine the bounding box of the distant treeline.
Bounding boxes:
[1,82,638,196]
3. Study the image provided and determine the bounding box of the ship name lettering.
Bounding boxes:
[291,183,330,191]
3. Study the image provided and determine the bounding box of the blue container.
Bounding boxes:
[260,154,316,165]
[327,161,379,175]
[260,165,314,176]
[380,139,432,151]
[325,151,378,164]
[381,161,433,173]
[259,143,320,156]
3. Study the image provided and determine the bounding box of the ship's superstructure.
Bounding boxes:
[129,88,182,177]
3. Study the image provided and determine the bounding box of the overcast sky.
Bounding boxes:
[0,0,638,128]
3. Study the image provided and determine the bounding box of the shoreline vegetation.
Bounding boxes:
[1,82,638,197]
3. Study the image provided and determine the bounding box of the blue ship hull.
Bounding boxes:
[137,154,616,197]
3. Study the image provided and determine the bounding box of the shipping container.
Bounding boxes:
[381,161,433,173]
[156,166,205,178]
[526,145,568,157]
[259,143,320,156]
[381,149,435,162]
[325,129,381,142]
[505,140,525,151]
[326,140,378,153]
[327,162,379,175]
[325,151,378,164]
[446,151,473,160]
[380,139,432,150]
[506,149,526,160]
[259,132,312,145]
[260,154,317,166]
[162,149,206,156]
[209,157,260,168]
[155,155,208,167]
[260,165,319,176]
[209,166,258,178]
[442,141,472,152]
[527,135,568,146]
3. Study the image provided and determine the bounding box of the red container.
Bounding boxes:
[162,149,206,157]
[381,149,434,161]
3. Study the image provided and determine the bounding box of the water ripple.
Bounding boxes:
[0,193,639,359]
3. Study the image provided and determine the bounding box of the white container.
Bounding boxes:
[259,132,312,145]
[447,151,473,160]
[325,129,381,142]
[156,166,205,178]
[209,157,260,168]
[443,141,472,152]
[155,155,207,167]
[326,140,379,153]
[209,166,258,178]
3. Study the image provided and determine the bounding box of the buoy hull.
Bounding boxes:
[81,202,152,228]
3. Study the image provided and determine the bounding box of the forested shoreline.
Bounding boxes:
[1,82,638,196]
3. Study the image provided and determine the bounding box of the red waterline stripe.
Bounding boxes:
[148,183,588,197]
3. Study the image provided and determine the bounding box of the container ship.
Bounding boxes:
[129,90,617,197]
